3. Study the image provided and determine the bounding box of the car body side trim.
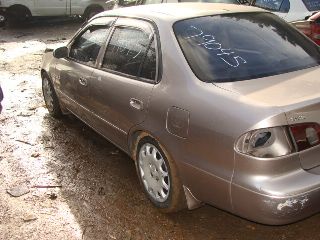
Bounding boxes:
[182,161,231,184]
[57,89,127,135]
[67,107,129,154]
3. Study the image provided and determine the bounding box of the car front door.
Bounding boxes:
[55,17,115,117]
[89,18,158,150]
[34,0,68,16]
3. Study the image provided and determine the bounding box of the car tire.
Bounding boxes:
[7,6,31,27]
[84,7,103,21]
[0,14,6,27]
[136,136,186,213]
[42,74,62,118]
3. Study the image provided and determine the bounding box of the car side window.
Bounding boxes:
[279,0,290,13]
[302,0,320,11]
[140,39,157,80]
[69,26,110,66]
[118,0,142,6]
[102,27,151,78]
[254,0,286,12]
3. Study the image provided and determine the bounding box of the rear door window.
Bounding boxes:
[173,13,320,83]
[302,0,320,11]
[140,39,157,80]
[102,27,155,79]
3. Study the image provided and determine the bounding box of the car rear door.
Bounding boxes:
[89,18,158,150]
[55,17,115,116]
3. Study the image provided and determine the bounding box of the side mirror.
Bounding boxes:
[53,46,68,59]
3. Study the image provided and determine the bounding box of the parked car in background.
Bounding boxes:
[0,13,5,27]
[292,11,320,45]
[0,0,114,24]
[113,0,239,8]
[41,3,320,225]
[250,0,320,22]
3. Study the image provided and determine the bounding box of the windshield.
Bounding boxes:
[173,12,320,83]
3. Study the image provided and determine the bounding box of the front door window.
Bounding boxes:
[69,27,111,66]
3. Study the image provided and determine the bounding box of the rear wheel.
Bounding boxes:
[136,136,186,212]
[42,74,62,118]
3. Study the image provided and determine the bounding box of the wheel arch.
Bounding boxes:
[41,69,48,78]
[41,69,52,83]
[83,4,104,17]
[41,69,69,115]
[7,4,32,17]
[129,129,181,166]
[129,130,149,161]
[130,129,199,211]
[128,129,182,179]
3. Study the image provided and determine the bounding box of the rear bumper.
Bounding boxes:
[232,181,320,225]
[232,152,320,225]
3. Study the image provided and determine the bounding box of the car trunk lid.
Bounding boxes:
[216,66,320,169]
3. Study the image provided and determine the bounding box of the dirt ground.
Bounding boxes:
[1,18,320,240]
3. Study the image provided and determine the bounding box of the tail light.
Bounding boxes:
[310,21,320,45]
[289,123,320,151]
[236,123,320,158]
[236,127,293,158]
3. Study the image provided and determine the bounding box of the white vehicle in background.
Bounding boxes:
[113,0,241,8]
[250,0,320,22]
[0,0,114,24]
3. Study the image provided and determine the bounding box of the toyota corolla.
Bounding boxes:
[41,3,320,225]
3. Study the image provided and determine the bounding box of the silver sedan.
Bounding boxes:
[41,3,320,225]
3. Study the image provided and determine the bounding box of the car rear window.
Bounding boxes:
[173,12,320,83]
[302,0,320,11]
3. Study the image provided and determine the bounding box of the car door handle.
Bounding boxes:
[129,98,143,110]
[79,77,87,86]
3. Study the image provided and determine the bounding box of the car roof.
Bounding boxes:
[97,3,267,23]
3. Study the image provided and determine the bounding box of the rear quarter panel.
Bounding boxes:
[137,19,287,212]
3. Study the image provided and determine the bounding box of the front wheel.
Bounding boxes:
[136,136,186,212]
[42,75,62,118]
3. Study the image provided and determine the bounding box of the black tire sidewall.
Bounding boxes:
[85,8,103,21]
[42,75,62,118]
